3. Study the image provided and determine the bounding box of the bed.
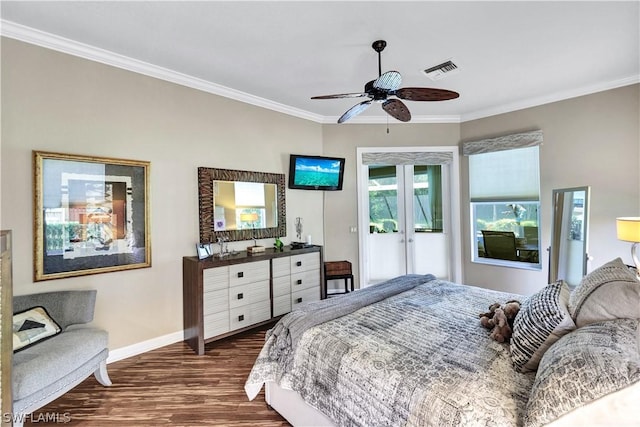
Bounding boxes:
[245,258,640,426]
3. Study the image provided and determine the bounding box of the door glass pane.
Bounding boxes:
[367,165,403,283]
[412,165,448,278]
[413,165,442,233]
[368,165,398,233]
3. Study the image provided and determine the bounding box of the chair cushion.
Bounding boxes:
[13,307,61,352]
[12,327,108,401]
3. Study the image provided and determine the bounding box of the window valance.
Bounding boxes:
[462,130,543,156]
[362,151,453,165]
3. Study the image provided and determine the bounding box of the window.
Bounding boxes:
[465,133,542,269]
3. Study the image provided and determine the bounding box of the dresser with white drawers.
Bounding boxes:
[183,245,322,355]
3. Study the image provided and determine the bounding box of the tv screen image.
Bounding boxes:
[288,154,345,191]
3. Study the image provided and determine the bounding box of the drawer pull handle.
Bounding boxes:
[237,272,244,278]
[296,297,303,303]
[296,261,302,267]
[238,314,244,321]
[237,293,243,300]
[296,279,302,285]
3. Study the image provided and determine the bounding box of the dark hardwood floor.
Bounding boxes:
[26,325,290,426]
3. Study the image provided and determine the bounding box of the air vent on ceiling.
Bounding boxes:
[423,60,458,81]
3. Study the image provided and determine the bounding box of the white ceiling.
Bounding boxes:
[1,1,639,123]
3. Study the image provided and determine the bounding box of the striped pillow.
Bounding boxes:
[510,281,576,373]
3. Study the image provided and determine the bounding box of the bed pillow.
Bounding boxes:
[510,280,576,373]
[568,257,640,327]
[13,306,62,352]
[523,318,640,427]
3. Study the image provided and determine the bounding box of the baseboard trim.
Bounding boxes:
[107,331,184,364]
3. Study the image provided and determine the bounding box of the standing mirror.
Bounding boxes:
[198,167,286,243]
[549,186,590,287]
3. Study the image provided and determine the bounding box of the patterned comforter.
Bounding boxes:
[245,275,537,426]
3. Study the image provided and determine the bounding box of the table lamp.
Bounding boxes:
[240,212,259,226]
[241,212,265,253]
[616,217,640,274]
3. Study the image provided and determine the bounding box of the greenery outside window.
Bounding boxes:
[368,165,443,234]
[472,201,540,264]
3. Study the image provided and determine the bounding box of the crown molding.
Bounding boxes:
[320,114,462,124]
[0,20,325,123]
[460,74,640,122]
[2,19,637,126]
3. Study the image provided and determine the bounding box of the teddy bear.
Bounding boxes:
[479,300,521,343]
[488,307,512,343]
[502,300,521,329]
[479,302,501,329]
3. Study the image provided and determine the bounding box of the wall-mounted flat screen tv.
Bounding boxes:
[288,154,346,191]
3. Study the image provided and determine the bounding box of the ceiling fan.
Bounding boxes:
[312,40,460,123]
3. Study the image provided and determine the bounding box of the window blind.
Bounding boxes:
[234,182,265,207]
[469,146,540,202]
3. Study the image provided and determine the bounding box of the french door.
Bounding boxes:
[357,147,461,287]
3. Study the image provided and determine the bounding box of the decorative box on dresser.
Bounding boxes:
[183,245,323,355]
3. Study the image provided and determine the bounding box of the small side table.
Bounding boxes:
[324,261,354,297]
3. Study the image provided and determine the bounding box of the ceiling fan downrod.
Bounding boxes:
[372,40,386,77]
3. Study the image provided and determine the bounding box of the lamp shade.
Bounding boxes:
[240,213,258,222]
[616,217,640,243]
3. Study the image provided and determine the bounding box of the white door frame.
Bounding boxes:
[356,146,462,287]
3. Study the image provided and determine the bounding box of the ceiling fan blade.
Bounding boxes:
[382,99,411,122]
[338,100,372,123]
[395,87,460,101]
[373,71,402,91]
[311,92,368,99]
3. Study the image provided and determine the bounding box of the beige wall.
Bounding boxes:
[0,39,324,350]
[459,85,640,294]
[2,37,639,353]
[321,123,461,286]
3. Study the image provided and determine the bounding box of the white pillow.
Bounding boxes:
[13,306,61,352]
[568,257,640,327]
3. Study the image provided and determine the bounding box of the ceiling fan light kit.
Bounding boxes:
[312,40,460,123]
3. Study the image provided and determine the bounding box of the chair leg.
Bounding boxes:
[94,360,113,386]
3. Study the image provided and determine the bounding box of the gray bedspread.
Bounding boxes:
[245,276,536,426]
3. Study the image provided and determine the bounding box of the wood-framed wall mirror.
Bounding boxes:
[549,186,590,287]
[198,167,286,243]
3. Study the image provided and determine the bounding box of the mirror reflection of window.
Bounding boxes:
[234,182,265,206]
[238,210,265,229]
[551,187,590,286]
[212,181,278,231]
[569,191,585,241]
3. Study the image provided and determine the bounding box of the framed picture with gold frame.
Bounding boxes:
[33,151,151,281]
